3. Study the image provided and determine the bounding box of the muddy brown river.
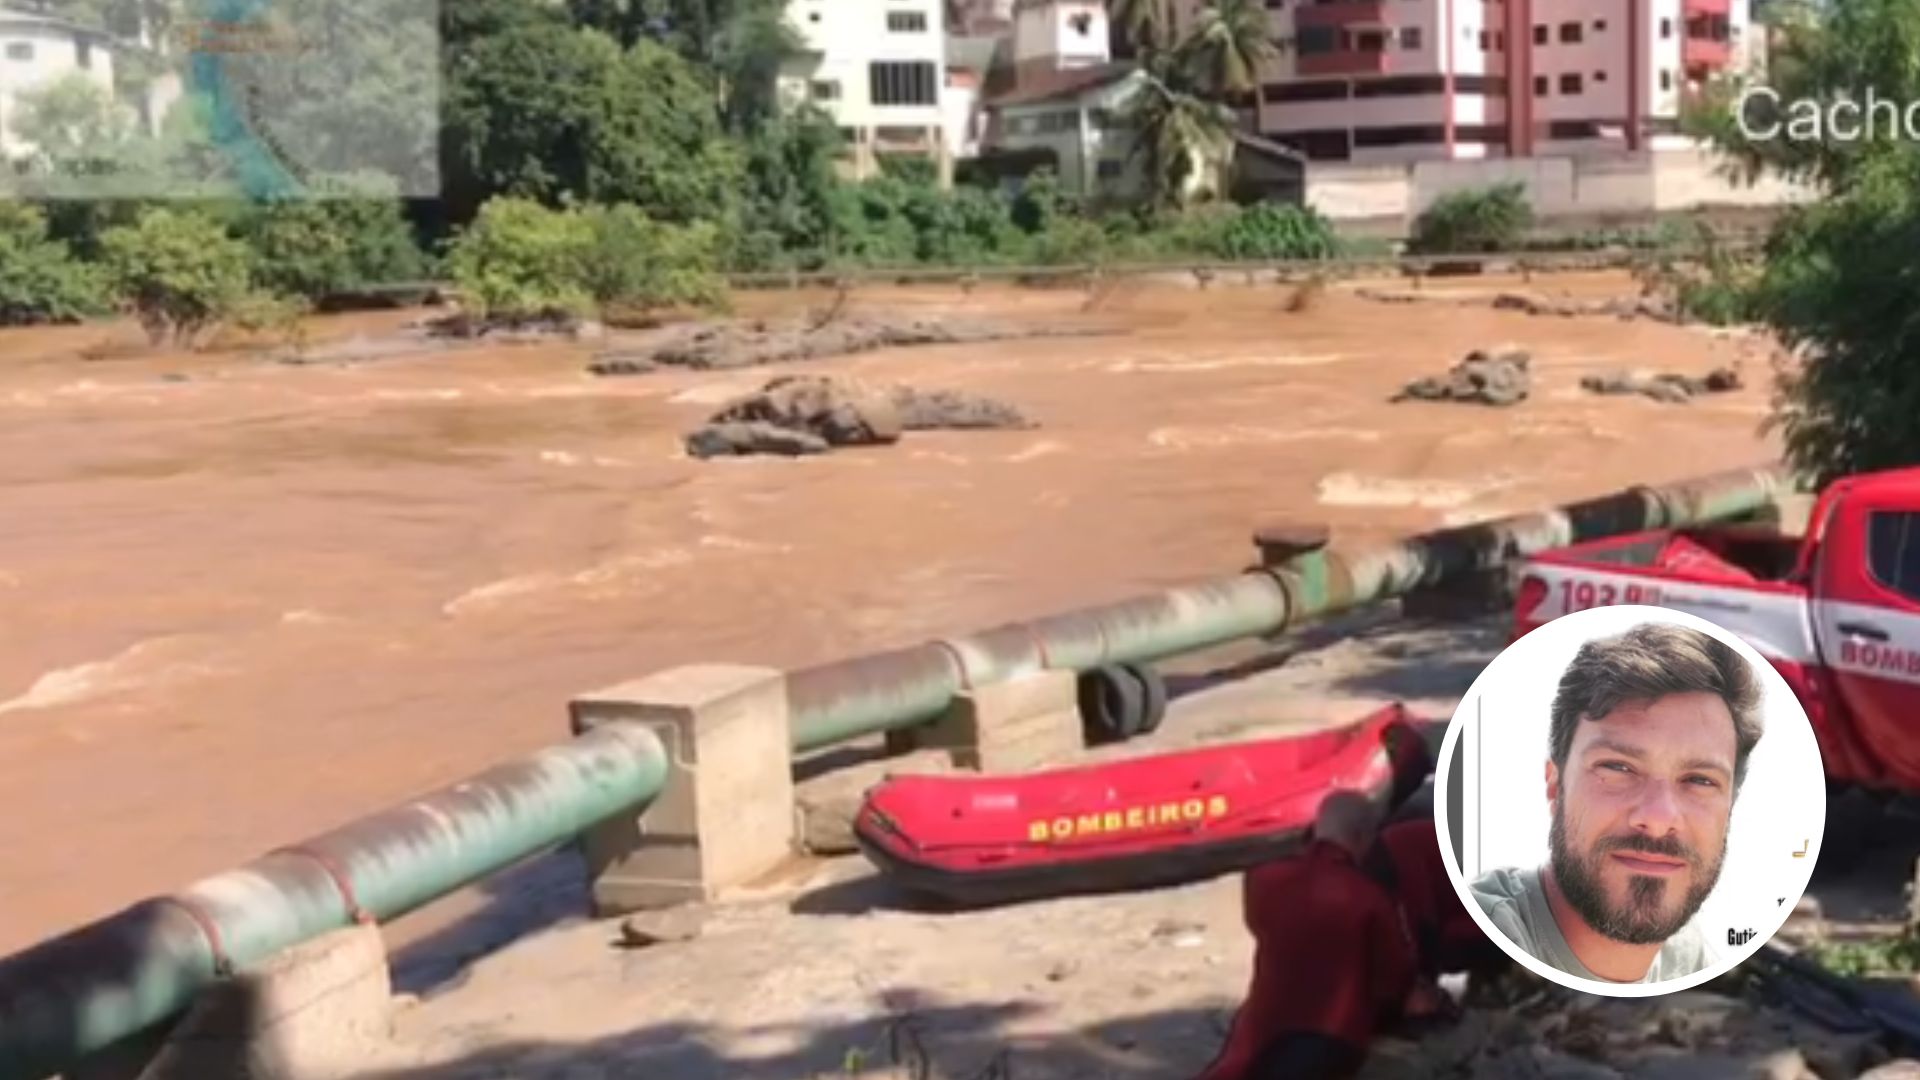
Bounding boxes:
[0,275,1779,952]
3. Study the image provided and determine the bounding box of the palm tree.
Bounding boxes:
[1125,59,1235,209]
[1177,0,1278,98]
[712,0,803,134]
[1110,0,1174,56]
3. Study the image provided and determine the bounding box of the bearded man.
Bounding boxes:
[1471,621,1764,984]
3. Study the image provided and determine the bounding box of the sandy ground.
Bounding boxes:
[0,272,1786,953]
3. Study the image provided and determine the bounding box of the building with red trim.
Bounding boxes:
[1247,0,1751,163]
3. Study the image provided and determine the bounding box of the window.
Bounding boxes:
[1355,29,1387,52]
[1593,18,1608,31]
[1097,159,1124,179]
[869,61,937,105]
[1559,21,1582,43]
[1660,68,1673,91]
[1297,26,1338,55]
[1868,512,1920,605]
[1402,26,1422,49]
[1478,29,1490,50]
[1495,31,1505,49]
[1534,75,1549,96]
[76,40,92,69]
[1660,17,1673,38]
[810,80,840,101]
[1533,24,1548,45]
[1594,69,1608,83]
[887,9,927,32]
[1559,72,1583,94]
[5,41,33,61]
[1069,12,1092,35]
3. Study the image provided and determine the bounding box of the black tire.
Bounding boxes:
[1079,665,1148,743]
[1124,662,1168,735]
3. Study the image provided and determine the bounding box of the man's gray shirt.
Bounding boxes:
[1469,866,1716,983]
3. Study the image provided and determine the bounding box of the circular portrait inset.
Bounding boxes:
[1433,605,1827,996]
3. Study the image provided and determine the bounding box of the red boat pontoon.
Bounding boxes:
[854,703,1427,906]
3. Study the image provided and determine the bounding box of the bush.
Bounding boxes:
[1409,183,1534,254]
[1029,214,1110,266]
[1633,219,1760,327]
[1212,202,1338,261]
[583,204,727,312]
[241,200,427,301]
[448,197,726,321]
[99,208,256,344]
[447,198,598,320]
[0,204,109,325]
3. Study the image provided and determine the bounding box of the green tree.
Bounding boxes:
[447,198,598,319]
[0,203,110,325]
[443,17,739,225]
[569,0,800,133]
[1684,0,1914,193]
[583,204,727,312]
[736,108,847,268]
[1688,0,1920,482]
[1177,0,1277,98]
[447,197,726,320]
[708,0,802,134]
[1110,0,1174,55]
[99,208,257,344]
[590,40,742,224]
[1125,66,1235,209]
[240,199,427,301]
[442,21,623,219]
[5,73,141,181]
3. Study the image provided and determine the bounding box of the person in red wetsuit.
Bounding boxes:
[1367,816,1503,981]
[1194,790,1416,1080]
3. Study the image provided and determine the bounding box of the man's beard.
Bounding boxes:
[1548,795,1723,946]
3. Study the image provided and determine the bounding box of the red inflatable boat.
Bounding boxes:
[854,703,1428,906]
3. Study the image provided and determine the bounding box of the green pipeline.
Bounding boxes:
[0,721,670,1080]
[787,464,1794,750]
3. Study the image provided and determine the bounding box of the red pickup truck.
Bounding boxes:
[1512,466,1920,798]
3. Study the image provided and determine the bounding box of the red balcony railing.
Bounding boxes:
[1684,36,1731,69]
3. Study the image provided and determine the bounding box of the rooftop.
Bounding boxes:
[985,61,1137,107]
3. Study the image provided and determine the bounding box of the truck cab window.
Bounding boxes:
[1867,511,1920,604]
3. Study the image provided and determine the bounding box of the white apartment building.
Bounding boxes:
[0,7,115,159]
[1249,0,1751,164]
[781,0,952,181]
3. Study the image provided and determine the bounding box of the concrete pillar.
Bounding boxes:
[910,669,1085,774]
[71,924,395,1080]
[934,125,954,190]
[570,665,796,915]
